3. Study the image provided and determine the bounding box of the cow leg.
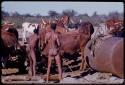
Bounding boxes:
[81,39,95,70]
[26,46,34,80]
[79,47,86,71]
[79,53,84,70]
[26,56,32,80]
[22,30,27,44]
[22,32,24,43]
[29,57,33,76]
[30,49,36,77]
[46,56,52,83]
[22,29,25,43]
[27,49,33,78]
[83,55,87,70]
[55,55,62,81]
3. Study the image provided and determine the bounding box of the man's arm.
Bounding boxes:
[45,33,48,44]
[56,36,60,47]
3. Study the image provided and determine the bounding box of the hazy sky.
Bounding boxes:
[2,1,124,16]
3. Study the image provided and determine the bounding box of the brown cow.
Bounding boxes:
[2,23,19,41]
[41,18,50,29]
[1,31,18,48]
[1,30,19,68]
[104,19,123,37]
[40,15,69,31]
[105,19,123,32]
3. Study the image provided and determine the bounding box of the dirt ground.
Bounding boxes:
[1,67,124,84]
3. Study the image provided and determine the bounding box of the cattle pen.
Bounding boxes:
[1,26,124,84]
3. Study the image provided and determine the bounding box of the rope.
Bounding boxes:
[63,59,73,72]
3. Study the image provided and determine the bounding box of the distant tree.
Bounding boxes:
[83,13,89,17]
[91,11,104,26]
[82,13,91,22]
[48,10,59,18]
[77,13,89,19]
[1,7,9,20]
[36,14,41,18]
[62,9,77,17]
[12,12,20,17]
[92,11,98,17]
[99,14,107,22]
[108,11,120,20]
[119,12,124,20]
[23,13,32,17]
[1,10,10,18]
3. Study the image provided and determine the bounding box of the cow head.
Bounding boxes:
[41,18,50,29]
[79,22,94,36]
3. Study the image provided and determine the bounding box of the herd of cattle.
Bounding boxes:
[1,15,124,82]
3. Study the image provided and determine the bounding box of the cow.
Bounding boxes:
[41,18,51,29]
[1,22,19,67]
[1,30,19,68]
[92,19,123,40]
[1,23,27,73]
[105,19,123,33]
[2,22,18,40]
[40,15,69,32]
[22,22,39,43]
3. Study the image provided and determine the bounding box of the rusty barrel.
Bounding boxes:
[84,37,124,78]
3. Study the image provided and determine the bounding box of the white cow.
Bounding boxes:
[91,23,110,39]
[22,22,39,43]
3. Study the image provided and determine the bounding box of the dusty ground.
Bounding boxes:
[1,68,124,84]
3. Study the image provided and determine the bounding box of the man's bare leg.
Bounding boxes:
[55,55,62,81]
[46,56,52,83]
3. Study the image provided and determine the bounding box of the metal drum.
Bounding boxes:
[84,36,124,78]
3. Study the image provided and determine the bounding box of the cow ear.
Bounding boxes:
[42,19,46,24]
[60,16,64,21]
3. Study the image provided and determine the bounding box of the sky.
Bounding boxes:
[2,1,124,16]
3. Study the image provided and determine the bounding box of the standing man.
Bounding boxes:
[44,22,62,83]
